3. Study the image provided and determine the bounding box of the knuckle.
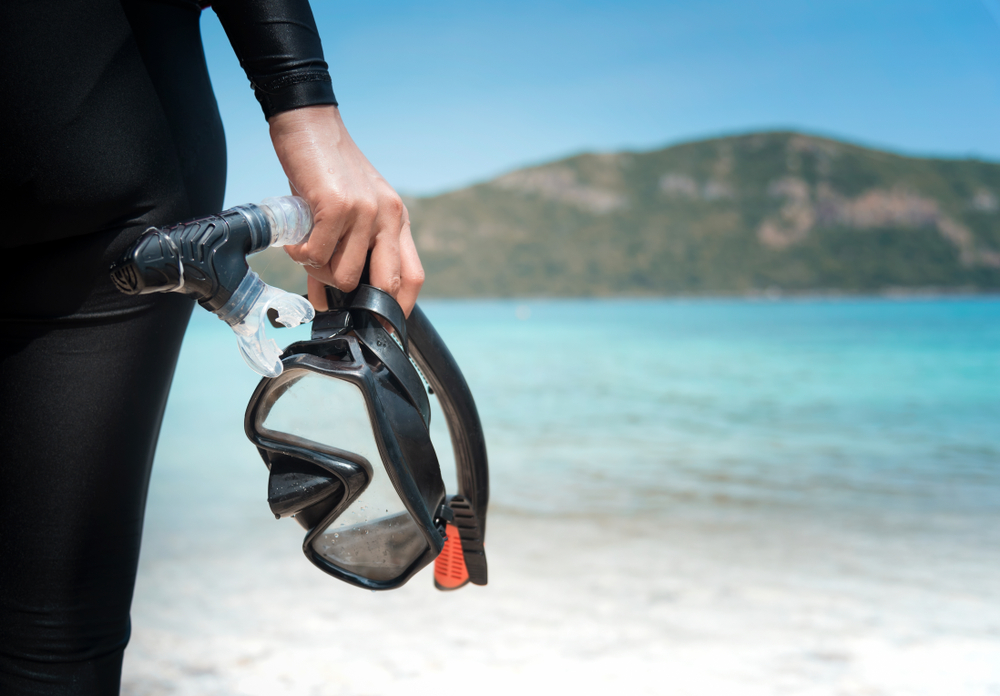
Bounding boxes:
[356,195,379,221]
[383,193,404,219]
[304,250,326,269]
[383,275,402,297]
[405,266,425,288]
[333,268,361,291]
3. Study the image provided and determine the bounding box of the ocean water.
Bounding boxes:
[125,297,1000,696]
[438,298,1000,518]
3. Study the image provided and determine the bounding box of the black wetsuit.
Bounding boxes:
[0,2,335,693]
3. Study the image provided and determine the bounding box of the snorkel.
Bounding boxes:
[110,196,316,377]
[111,197,488,591]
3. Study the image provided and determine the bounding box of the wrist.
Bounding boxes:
[269,104,342,136]
[255,70,337,121]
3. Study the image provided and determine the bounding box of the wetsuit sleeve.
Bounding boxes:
[210,0,338,120]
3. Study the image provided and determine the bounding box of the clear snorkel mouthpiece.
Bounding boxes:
[218,271,315,377]
[219,197,315,376]
[110,195,316,377]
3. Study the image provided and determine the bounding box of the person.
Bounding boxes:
[0,1,422,693]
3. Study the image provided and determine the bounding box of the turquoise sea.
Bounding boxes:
[126,297,1000,696]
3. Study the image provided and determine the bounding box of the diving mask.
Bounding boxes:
[247,283,488,590]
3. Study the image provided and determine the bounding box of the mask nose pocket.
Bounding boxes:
[266,453,344,527]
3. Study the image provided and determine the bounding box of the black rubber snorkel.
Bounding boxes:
[110,197,316,377]
[109,205,272,312]
[407,305,490,537]
[407,304,489,586]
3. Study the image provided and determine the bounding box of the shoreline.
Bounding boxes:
[416,287,1000,302]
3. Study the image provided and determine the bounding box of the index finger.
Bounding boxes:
[284,204,349,269]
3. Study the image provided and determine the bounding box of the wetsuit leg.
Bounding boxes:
[0,294,194,695]
[0,1,226,693]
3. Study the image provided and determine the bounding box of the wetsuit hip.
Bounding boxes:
[0,1,226,693]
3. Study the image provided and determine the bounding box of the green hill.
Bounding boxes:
[252,131,1000,297]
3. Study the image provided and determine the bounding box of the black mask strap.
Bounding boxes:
[323,283,407,349]
[350,285,408,352]
[317,284,430,427]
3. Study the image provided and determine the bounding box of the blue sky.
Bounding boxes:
[201,0,1000,204]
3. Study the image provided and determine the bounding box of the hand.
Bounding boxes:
[268,105,424,315]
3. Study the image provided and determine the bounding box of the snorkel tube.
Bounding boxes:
[110,197,315,376]
[406,306,490,585]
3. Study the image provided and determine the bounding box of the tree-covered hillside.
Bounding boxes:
[252,132,1000,296]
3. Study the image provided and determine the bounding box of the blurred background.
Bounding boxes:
[122,2,1000,694]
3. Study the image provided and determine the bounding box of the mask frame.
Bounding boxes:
[244,285,488,591]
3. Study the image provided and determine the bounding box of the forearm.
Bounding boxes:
[209,0,424,313]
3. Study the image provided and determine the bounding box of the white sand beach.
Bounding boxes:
[122,506,1000,696]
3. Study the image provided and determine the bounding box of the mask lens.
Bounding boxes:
[261,371,382,464]
[310,506,427,582]
[259,370,429,582]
